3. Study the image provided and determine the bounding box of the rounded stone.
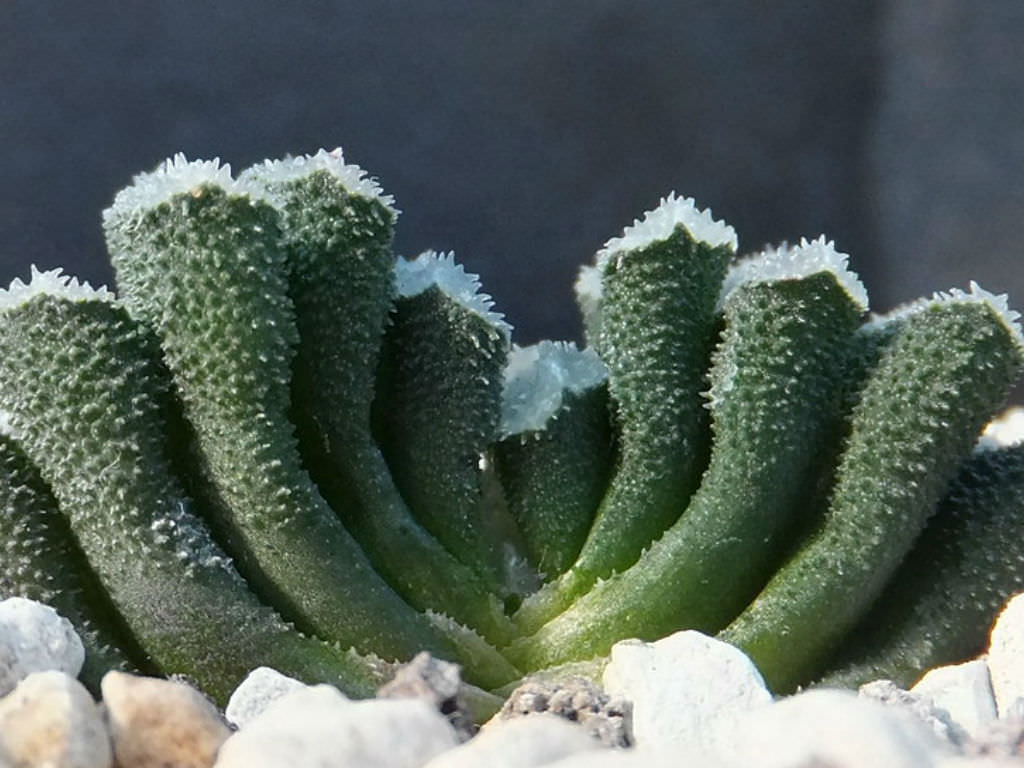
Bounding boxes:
[101,671,231,768]
[215,689,459,768]
[0,670,111,768]
[0,597,85,696]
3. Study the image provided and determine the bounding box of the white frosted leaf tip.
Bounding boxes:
[719,236,869,311]
[395,250,511,335]
[596,192,737,270]
[238,147,397,213]
[500,341,607,436]
[935,282,1024,349]
[868,281,1024,350]
[0,266,116,313]
[102,153,271,229]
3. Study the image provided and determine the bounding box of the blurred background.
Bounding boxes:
[3,1,1023,347]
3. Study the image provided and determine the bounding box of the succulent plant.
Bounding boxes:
[2,148,1024,716]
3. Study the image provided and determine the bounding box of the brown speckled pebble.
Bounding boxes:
[101,671,230,768]
[0,670,111,768]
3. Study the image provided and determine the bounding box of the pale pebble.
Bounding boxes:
[224,666,306,729]
[601,630,771,752]
[0,670,111,768]
[987,592,1024,717]
[717,688,946,768]
[215,689,458,768]
[379,652,461,705]
[934,758,1024,768]
[860,679,966,747]
[962,715,1024,760]
[0,597,85,696]
[255,681,353,712]
[379,652,475,742]
[912,659,997,740]
[545,745,723,767]
[424,714,598,768]
[102,671,230,768]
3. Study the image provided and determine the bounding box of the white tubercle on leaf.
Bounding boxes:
[0,410,22,440]
[596,192,737,271]
[935,282,1024,351]
[394,250,511,335]
[238,147,397,213]
[0,266,116,313]
[719,236,869,312]
[500,341,608,437]
[102,154,270,230]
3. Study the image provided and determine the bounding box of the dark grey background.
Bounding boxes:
[3,1,1023,347]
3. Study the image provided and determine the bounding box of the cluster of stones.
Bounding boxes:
[6,593,1024,768]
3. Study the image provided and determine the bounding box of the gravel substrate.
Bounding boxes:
[3,593,1024,767]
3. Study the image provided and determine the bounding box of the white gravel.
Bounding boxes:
[602,630,772,753]
[2,595,1024,766]
[0,596,84,696]
[225,666,306,730]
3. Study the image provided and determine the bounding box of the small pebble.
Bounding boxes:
[962,715,1024,760]
[601,630,771,753]
[379,652,475,741]
[497,675,631,747]
[225,667,306,729]
[912,659,997,741]
[0,670,110,768]
[718,688,946,768]
[934,756,1024,768]
[0,597,84,696]
[102,671,231,768]
[987,592,1024,717]
[860,678,967,747]
[545,746,719,767]
[423,714,599,768]
[215,685,458,768]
